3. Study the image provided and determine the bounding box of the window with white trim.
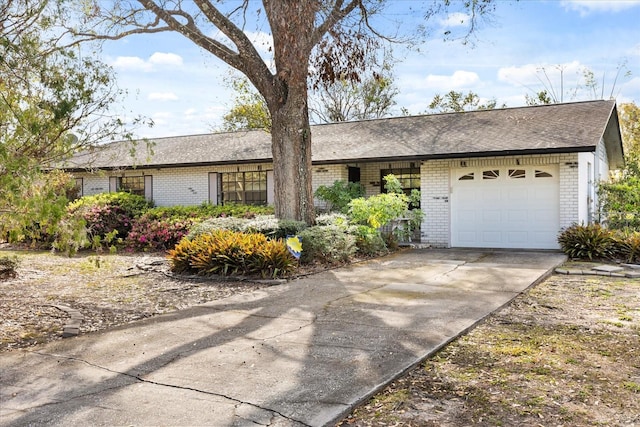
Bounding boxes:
[220,171,268,205]
[535,170,553,178]
[482,169,500,179]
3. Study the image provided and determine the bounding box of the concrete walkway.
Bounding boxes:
[0,249,565,427]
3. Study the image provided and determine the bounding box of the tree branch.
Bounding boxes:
[191,0,274,96]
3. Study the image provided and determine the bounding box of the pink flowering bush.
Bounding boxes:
[63,193,153,249]
[81,204,133,241]
[125,213,196,252]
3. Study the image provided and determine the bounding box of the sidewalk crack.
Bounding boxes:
[29,351,312,427]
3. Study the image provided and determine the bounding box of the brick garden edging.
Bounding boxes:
[555,264,640,279]
[52,304,84,337]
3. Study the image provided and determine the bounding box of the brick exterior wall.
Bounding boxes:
[311,165,348,210]
[421,159,450,247]
[558,153,579,229]
[73,163,273,207]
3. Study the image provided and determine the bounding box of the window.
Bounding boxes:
[220,171,268,205]
[380,167,420,208]
[535,170,553,178]
[482,169,500,179]
[73,178,84,198]
[509,169,526,179]
[118,176,145,196]
[459,172,474,181]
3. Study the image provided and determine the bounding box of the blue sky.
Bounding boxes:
[99,0,640,139]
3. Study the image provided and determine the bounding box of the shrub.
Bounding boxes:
[79,204,132,242]
[125,214,196,252]
[315,180,365,213]
[267,219,308,239]
[0,255,19,279]
[558,224,616,260]
[196,202,274,218]
[64,192,153,247]
[613,231,640,263]
[187,215,307,241]
[315,213,350,227]
[52,216,90,256]
[299,225,357,264]
[348,193,409,229]
[168,230,296,278]
[187,217,251,239]
[68,192,152,219]
[242,215,282,237]
[349,225,388,256]
[598,175,640,230]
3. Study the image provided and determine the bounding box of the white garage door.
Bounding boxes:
[451,165,560,249]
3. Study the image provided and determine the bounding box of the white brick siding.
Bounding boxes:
[311,165,348,210]
[80,173,109,197]
[73,163,273,207]
[421,159,450,247]
[558,153,579,229]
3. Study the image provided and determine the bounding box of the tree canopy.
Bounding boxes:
[221,77,271,132]
[619,102,640,176]
[310,60,399,123]
[0,0,143,242]
[429,90,503,113]
[222,55,399,131]
[525,62,631,106]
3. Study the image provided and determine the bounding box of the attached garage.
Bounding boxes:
[450,165,560,249]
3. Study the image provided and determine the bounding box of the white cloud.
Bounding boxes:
[111,52,183,72]
[145,111,174,129]
[619,76,640,100]
[112,56,152,72]
[422,70,480,90]
[561,0,640,15]
[498,61,584,88]
[439,12,471,28]
[245,31,274,55]
[149,52,184,67]
[148,92,179,101]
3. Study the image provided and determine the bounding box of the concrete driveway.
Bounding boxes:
[0,249,565,427]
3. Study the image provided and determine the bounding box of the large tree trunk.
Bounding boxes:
[269,82,315,224]
[263,1,317,225]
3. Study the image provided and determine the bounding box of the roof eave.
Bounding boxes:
[62,158,274,173]
[311,146,598,165]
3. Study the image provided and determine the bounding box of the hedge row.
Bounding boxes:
[54,193,274,253]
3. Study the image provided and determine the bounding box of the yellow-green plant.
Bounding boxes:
[348,193,409,228]
[168,230,296,278]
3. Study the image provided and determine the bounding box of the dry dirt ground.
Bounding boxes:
[0,249,269,352]
[2,250,639,426]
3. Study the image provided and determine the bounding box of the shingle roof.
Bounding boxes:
[66,100,623,171]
